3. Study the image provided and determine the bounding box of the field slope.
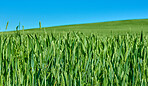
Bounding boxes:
[2,19,147,35]
[0,19,148,85]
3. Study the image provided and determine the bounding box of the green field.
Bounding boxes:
[0,19,148,85]
[1,19,148,35]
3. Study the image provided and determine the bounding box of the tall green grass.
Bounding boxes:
[5,21,9,30]
[0,32,147,85]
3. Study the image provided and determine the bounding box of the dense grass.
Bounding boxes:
[1,19,148,35]
[0,31,147,85]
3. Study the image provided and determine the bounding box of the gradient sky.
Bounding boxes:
[0,0,148,31]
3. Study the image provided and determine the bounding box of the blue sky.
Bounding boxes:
[0,0,148,31]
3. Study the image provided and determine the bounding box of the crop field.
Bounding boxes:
[1,19,148,35]
[0,31,148,85]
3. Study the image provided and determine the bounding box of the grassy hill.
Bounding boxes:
[2,19,148,35]
[0,19,148,85]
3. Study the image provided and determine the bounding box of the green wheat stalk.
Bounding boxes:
[5,21,9,30]
[39,21,41,29]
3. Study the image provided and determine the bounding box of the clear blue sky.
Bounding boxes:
[0,0,148,31]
